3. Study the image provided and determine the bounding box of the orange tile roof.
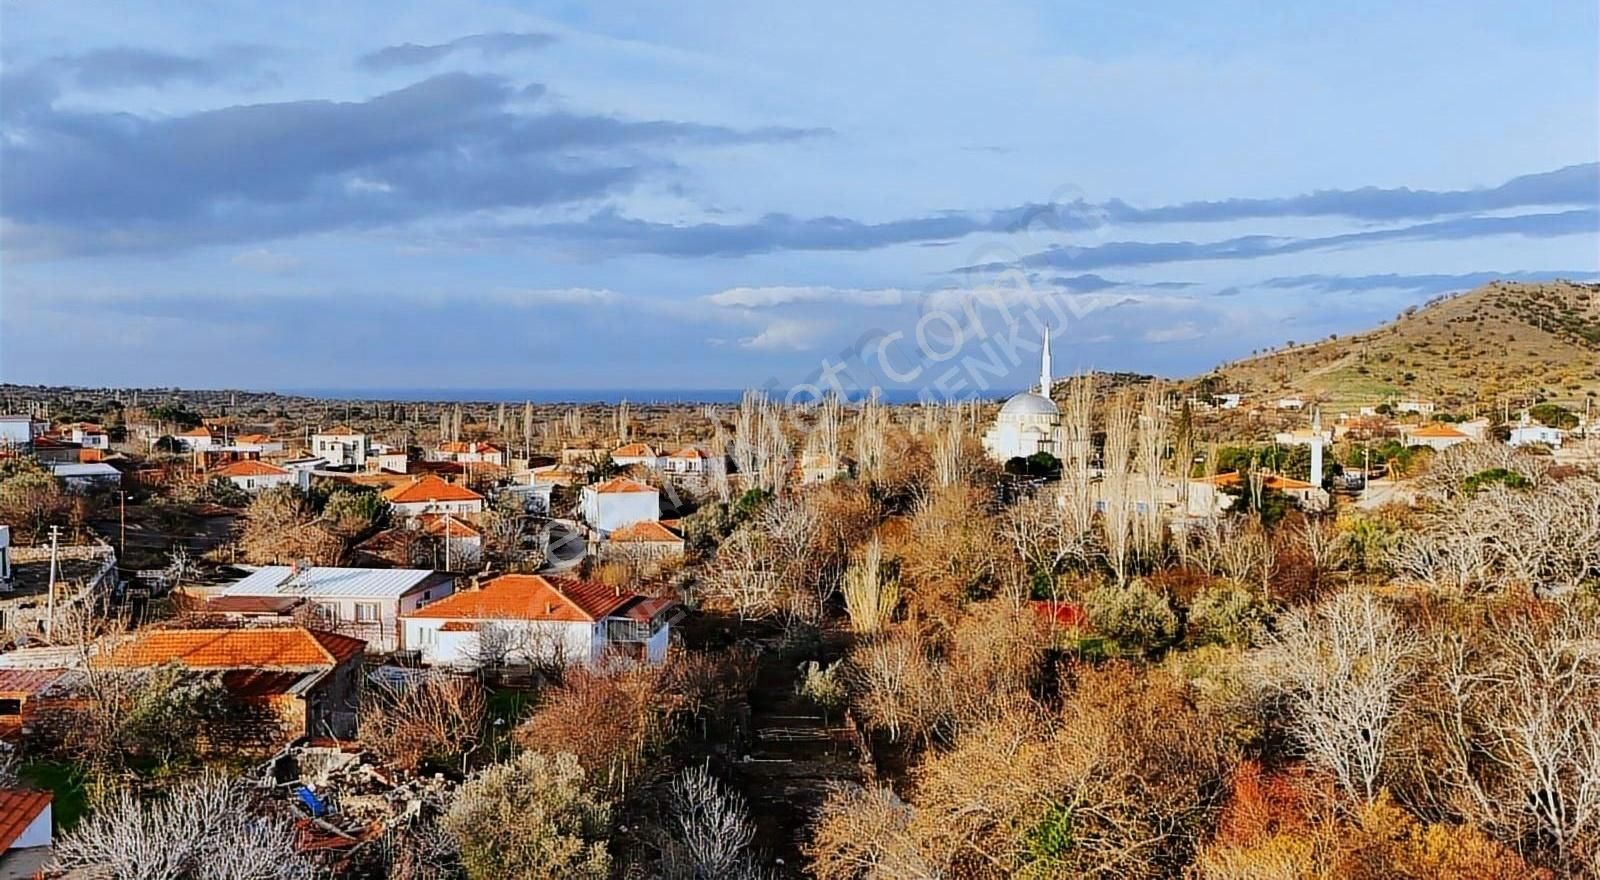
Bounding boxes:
[235,433,273,444]
[215,459,290,477]
[0,789,52,851]
[590,476,654,494]
[613,443,658,458]
[405,574,634,622]
[438,441,503,455]
[101,627,365,670]
[178,427,216,438]
[1203,471,1317,491]
[1406,423,1468,438]
[420,513,482,538]
[608,521,684,543]
[382,474,484,504]
[667,446,710,459]
[318,425,361,436]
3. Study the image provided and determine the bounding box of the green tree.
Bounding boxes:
[444,751,612,880]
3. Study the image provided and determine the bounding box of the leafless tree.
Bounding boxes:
[1257,590,1416,804]
[665,764,760,878]
[808,784,940,880]
[52,773,314,880]
[360,672,487,773]
[1100,389,1139,584]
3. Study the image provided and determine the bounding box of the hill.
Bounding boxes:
[1196,280,1600,412]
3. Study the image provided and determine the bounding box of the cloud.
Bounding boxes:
[230,248,304,274]
[704,286,910,308]
[1260,270,1600,295]
[357,33,557,71]
[1142,322,1204,343]
[955,210,1599,273]
[2,72,826,258]
[739,318,831,351]
[489,287,621,307]
[507,164,1599,259]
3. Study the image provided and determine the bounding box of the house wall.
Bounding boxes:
[406,618,600,667]
[644,623,671,663]
[311,580,454,653]
[227,472,295,493]
[392,499,484,518]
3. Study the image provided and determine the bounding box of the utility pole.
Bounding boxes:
[119,492,127,559]
[45,526,61,641]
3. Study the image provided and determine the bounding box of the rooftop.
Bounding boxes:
[382,474,484,504]
[608,521,684,544]
[588,476,656,495]
[215,459,289,477]
[0,789,52,851]
[405,574,636,622]
[100,627,365,670]
[613,442,658,458]
[223,566,445,600]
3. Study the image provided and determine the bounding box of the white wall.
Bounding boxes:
[392,499,484,518]
[405,618,599,667]
[227,472,295,493]
[582,490,659,533]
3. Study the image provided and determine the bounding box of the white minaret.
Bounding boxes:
[1310,406,1324,487]
[1039,325,1053,396]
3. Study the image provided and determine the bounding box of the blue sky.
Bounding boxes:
[1,0,1596,396]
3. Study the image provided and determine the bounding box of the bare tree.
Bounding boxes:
[360,672,487,773]
[666,764,760,878]
[1257,590,1416,804]
[52,773,314,880]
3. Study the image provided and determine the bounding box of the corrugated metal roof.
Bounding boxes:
[224,566,441,599]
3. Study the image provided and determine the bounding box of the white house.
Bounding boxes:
[611,442,662,470]
[499,479,555,516]
[173,426,220,451]
[1510,415,1564,449]
[0,789,54,877]
[402,574,679,667]
[1215,394,1243,410]
[603,521,686,562]
[382,474,486,519]
[419,514,483,567]
[218,565,456,653]
[1396,400,1436,416]
[1275,397,1306,411]
[311,426,368,467]
[213,459,295,493]
[0,416,39,449]
[581,477,660,534]
[662,446,715,475]
[370,448,409,473]
[432,441,507,467]
[63,423,109,450]
[231,433,285,454]
[279,456,327,491]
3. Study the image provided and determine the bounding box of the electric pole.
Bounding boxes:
[45,525,61,640]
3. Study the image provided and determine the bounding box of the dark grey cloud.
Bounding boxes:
[502,164,1598,258]
[357,33,556,71]
[1260,270,1600,295]
[953,210,1599,274]
[1,72,825,257]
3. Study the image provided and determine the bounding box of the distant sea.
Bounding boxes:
[275,387,980,405]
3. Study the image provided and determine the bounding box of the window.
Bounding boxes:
[316,603,341,625]
[354,603,380,623]
[0,699,20,716]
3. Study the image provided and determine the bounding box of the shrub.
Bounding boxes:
[797,660,847,710]
[1189,583,1269,648]
[444,751,611,880]
[1085,581,1179,654]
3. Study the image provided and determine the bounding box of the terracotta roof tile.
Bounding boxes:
[215,459,290,477]
[667,446,710,459]
[1406,423,1468,438]
[420,514,482,538]
[318,425,361,436]
[382,474,484,504]
[613,443,658,458]
[590,476,655,494]
[0,669,67,698]
[0,789,52,851]
[101,627,365,670]
[405,574,634,622]
[608,521,684,543]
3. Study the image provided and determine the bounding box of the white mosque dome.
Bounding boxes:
[1000,391,1059,417]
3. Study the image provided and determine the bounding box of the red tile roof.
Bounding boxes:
[235,433,273,444]
[0,790,52,851]
[215,459,290,477]
[1202,472,1318,491]
[101,627,365,670]
[607,521,684,544]
[667,446,710,459]
[589,476,654,494]
[178,427,216,438]
[383,474,484,504]
[438,441,503,455]
[613,443,658,458]
[420,514,482,538]
[1406,423,1468,438]
[0,669,66,698]
[405,574,635,622]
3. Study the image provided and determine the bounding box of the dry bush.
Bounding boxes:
[846,627,951,746]
[943,601,1049,727]
[897,485,998,623]
[807,783,936,880]
[661,764,761,879]
[360,673,487,773]
[444,751,611,880]
[517,664,669,793]
[842,536,900,635]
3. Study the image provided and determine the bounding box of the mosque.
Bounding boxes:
[981,327,1065,462]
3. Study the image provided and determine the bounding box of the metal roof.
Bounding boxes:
[223,566,443,600]
[49,463,121,477]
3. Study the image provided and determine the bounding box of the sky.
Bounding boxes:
[1,0,1597,398]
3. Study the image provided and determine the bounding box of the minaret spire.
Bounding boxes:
[1039,325,1053,396]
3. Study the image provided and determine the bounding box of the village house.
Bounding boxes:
[369,446,409,473]
[212,566,456,653]
[231,433,285,454]
[419,515,483,567]
[0,668,66,736]
[1215,393,1243,410]
[98,626,367,745]
[1399,422,1472,451]
[662,446,715,476]
[1396,400,1436,415]
[601,521,686,563]
[61,423,109,450]
[1510,415,1565,449]
[432,441,507,467]
[47,462,121,492]
[611,442,662,470]
[498,477,554,516]
[0,788,54,878]
[0,416,42,450]
[173,426,220,451]
[311,426,368,468]
[1275,397,1306,411]
[580,477,660,535]
[214,459,295,494]
[401,574,680,668]
[382,474,485,520]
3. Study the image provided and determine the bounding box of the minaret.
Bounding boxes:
[1040,325,1053,396]
[1310,406,1324,487]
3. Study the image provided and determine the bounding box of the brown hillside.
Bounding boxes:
[1197,280,1600,411]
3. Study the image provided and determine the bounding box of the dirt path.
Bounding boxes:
[732,634,861,877]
